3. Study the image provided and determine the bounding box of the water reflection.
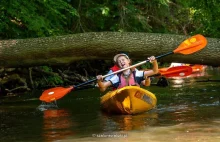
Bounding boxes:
[168,70,208,88]
[101,111,158,131]
[42,109,75,142]
[158,104,198,124]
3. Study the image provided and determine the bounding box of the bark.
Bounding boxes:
[0,32,219,67]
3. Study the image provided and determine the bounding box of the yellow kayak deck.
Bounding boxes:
[100,86,157,115]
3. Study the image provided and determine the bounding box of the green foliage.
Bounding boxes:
[40,66,53,72]
[188,0,220,38]
[140,62,152,70]
[35,76,64,88]
[1,0,219,39]
[0,0,78,39]
[35,66,64,88]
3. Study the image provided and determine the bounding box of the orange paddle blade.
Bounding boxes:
[173,34,207,54]
[40,86,74,103]
[161,66,192,77]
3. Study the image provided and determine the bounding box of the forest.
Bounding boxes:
[0,0,219,96]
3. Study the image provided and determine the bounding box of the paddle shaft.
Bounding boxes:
[74,51,173,89]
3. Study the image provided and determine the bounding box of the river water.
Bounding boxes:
[0,67,219,142]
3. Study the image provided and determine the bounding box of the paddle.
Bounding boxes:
[40,34,207,103]
[159,66,193,78]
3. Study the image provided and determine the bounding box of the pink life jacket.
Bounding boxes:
[117,72,139,89]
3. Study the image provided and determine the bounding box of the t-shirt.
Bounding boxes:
[104,70,114,81]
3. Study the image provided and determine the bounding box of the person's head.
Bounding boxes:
[113,53,131,69]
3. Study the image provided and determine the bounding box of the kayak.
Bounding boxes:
[100,86,157,115]
[190,64,206,73]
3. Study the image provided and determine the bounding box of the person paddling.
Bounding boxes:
[96,53,158,92]
[104,53,151,87]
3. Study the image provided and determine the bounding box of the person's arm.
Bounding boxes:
[144,56,159,78]
[144,77,151,86]
[97,75,112,92]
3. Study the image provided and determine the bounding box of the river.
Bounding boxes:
[0,66,219,142]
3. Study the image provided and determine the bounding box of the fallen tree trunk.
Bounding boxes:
[0,32,219,67]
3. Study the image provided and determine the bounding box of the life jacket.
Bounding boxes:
[110,65,120,72]
[117,71,140,89]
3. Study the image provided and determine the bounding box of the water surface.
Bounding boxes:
[0,67,219,142]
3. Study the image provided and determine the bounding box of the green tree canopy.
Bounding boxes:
[0,0,78,39]
[0,0,219,39]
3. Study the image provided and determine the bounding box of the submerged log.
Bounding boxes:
[0,32,219,68]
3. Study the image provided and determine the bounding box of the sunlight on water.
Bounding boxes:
[60,120,220,142]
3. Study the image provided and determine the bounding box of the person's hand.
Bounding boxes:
[96,75,103,82]
[148,56,156,63]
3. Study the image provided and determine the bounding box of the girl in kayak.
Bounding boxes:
[95,53,149,88]
[104,53,150,86]
[96,53,158,92]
